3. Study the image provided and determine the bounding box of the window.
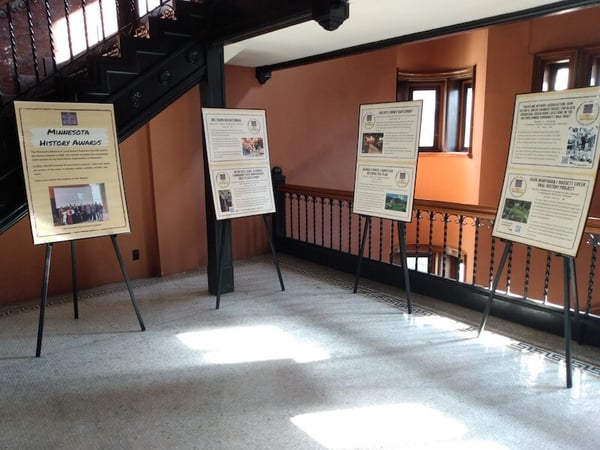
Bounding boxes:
[581,46,600,87]
[392,245,466,282]
[532,49,577,92]
[532,47,600,92]
[397,67,475,153]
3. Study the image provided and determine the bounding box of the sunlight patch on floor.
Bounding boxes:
[176,324,330,364]
[291,403,508,449]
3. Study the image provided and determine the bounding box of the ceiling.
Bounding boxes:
[223,0,589,68]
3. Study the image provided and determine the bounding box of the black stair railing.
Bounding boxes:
[0,0,204,233]
[1,0,346,233]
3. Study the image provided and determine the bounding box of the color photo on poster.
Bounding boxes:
[50,183,107,226]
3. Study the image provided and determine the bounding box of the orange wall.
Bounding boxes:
[478,20,533,207]
[0,90,207,307]
[3,5,600,308]
[147,87,207,274]
[0,123,161,305]
[395,29,488,204]
[226,47,398,191]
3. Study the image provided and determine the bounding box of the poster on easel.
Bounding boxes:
[492,87,600,256]
[14,101,130,245]
[201,108,275,220]
[352,101,422,222]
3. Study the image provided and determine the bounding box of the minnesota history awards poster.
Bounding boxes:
[352,101,422,222]
[493,87,600,256]
[202,108,275,220]
[14,101,130,245]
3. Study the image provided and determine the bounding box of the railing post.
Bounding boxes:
[272,166,286,238]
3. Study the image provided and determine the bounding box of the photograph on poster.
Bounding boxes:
[50,183,107,226]
[566,126,597,166]
[218,189,233,213]
[242,137,265,157]
[385,193,408,212]
[500,198,531,224]
[361,133,384,154]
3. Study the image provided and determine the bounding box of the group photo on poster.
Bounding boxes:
[50,183,107,226]
[493,87,600,256]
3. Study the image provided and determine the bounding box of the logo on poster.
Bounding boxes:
[247,119,261,134]
[362,113,375,129]
[395,170,410,187]
[509,176,527,197]
[216,172,230,188]
[576,101,599,125]
[61,112,78,126]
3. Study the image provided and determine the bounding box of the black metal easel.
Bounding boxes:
[215,215,285,309]
[478,240,580,388]
[353,216,412,314]
[35,234,146,357]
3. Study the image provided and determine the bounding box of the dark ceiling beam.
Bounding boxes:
[200,0,349,46]
[255,0,600,80]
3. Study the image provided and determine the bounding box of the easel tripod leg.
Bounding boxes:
[263,215,285,291]
[563,256,573,389]
[71,240,79,319]
[215,220,229,309]
[353,216,371,294]
[478,241,512,336]
[36,243,53,357]
[111,235,145,331]
[398,222,412,314]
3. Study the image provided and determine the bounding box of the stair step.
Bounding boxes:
[148,15,199,39]
[175,0,209,21]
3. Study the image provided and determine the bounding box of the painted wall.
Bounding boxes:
[3,5,600,308]
[0,123,161,306]
[227,47,398,191]
[396,29,488,205]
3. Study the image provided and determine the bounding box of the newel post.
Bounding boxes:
[272,166,286,239]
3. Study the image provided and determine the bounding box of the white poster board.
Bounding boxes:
[14,101,130,245]
[352,101,422,222]
[493,87,600,256]
[201,108,275,220]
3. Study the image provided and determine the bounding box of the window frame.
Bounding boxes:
[408,81,445,150]
[533,46,600,92]
[458,79,474,151]
[397,67,475,153]
[532,49,578,92]
[580,45,600,87]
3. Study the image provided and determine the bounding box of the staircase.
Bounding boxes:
[0,0,207,232]
[0,0,331,233]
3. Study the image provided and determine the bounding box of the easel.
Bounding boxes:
[478,240,580,388]
[215,215,285,309]
[35,235,146,357]
[353,216,412,314]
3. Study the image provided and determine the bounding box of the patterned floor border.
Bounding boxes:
[3,256,600,378]
[282,259,600,379]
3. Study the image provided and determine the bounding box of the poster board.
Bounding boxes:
[201,108,275,220]
[352,101,422,222]
[14,101,130,245]
[493,87,600,257]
